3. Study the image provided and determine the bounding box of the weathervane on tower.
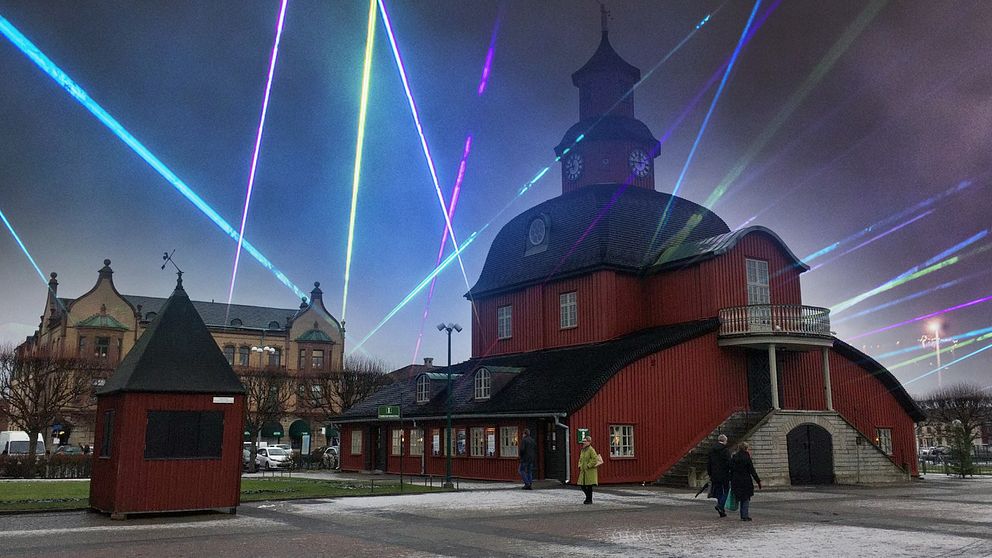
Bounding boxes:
[161,249,183,286]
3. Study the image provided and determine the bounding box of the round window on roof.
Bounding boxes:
[528,217,547,246]
[230,318,243,327]
[268,321,281,330]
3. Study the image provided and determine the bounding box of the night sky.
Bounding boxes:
[1,1,990,396]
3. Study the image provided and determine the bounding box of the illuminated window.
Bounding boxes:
[391,429,404,456]
[500,427,518,458]
[410,428,424,456]
[474,368,491,400]
[486,427,496,457]
[497,305,512,339]
[456,428,467,456]
[470,427,485,457]
[876,427,893,455]
[609,424,635,458]
[560,291,577,329]
[95,337,110,359]
[350,430,362,455]
[416,375,430,403]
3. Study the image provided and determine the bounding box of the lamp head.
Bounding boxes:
[437,323,446,332]
[453,324,462,332]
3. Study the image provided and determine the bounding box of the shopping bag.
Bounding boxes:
[725,490,739,511]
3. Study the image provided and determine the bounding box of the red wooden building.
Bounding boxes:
[337,23,923,487]
[90,276,246,518]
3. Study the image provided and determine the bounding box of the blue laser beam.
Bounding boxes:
[901,340,992,387]
[0,207,48,286]
[0,14,307,302]
[646,0,763,256]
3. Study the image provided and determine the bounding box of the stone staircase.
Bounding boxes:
[656,409,769,488]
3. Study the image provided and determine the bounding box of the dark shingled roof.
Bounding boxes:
[468,184,730,297]
[571,31,640,85]
[649,226,810,272]
[554,115,659,156]
[337,320,720,421]
[831,339,926,422]
[97,281,245,396]
[58,295,298,331]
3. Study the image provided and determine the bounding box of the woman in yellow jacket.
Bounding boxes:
[577,435,600,504]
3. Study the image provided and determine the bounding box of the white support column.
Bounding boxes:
[822,347,833,411]
[768,344,780,410]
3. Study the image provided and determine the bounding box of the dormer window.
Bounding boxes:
[416,375,430,403]
[474,368,491,400]
[145,312,157,321]
[230,318,243,327]
[267,320,281,330]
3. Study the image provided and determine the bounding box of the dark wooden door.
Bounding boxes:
[543,421,566,482]
[374,425,387,471]
[747,350,782,412]
[787,424,834,485]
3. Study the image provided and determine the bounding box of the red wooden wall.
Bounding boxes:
[570,332,748,484]
[90,393,245,514]
[473,232,805,358]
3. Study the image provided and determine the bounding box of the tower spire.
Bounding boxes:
[600,3,609,35]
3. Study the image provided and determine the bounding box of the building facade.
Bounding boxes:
[336,22,923,487]
[17,259,344,449]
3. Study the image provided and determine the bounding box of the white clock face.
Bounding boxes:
[628,149,650,177]
[528,218,547,246]
[564,152,583,181]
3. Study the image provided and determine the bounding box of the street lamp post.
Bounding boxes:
[437,322,462,489]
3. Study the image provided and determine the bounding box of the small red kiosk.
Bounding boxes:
[90,276,246,519]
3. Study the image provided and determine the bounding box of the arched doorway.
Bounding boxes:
[787,423,834,485]
[288,419,310,451]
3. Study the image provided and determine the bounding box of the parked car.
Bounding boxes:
[256,447,293,470]
[310,446,339,469]
[0,431,45,456]
[52,445,85,456]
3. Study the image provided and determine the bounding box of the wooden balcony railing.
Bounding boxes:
[719,304,831,338]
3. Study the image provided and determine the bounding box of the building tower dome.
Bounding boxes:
[556,6,660,194]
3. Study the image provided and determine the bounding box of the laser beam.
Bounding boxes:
[851,293,992,341]
[900,340,992,386]
[377,0,473,298]
[808,210,935,272]
[227,0,289,317]
[341,0,378,323]
[477,5,503,96]
[646,0,764,256]
[0,14,307,301]
[0,207,48,286]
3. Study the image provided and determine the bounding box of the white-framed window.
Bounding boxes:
[497,305,512,339]
[560,291,577,329]
[500,426,518,458]
[432,429,440,456]
[746,259,770,305]
[391,429,404,456]
[486,427,496,457]
[410,428,424,456]
[609,424,635,458]
[876,427,893,455]
[474,368,491,400]
[456,428,467,456]
[350,430,363,455]
[470,427,486,457]
[416,375,430,403]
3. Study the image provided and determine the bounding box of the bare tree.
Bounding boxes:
[240,366,294,471]
[918,383,992,477]
[0,345,100,473]
[300,355,392,438]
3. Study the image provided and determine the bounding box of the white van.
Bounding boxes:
[0,431,46,455]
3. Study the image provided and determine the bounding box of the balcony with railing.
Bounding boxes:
[718,304,833,348]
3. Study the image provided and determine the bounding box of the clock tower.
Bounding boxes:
[554,6,660,194]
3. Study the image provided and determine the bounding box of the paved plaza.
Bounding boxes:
[1,475,990,557]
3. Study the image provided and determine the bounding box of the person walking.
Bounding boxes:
[577,435,600,504]
[729,441,762,521]
[519,428,537,490]
[707,434,732,517]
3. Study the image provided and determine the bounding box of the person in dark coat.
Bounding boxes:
[707,434,732,517]
[729,442,762,521]
[519,428,538,490]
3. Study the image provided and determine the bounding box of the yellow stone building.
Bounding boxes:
[18,259,344,449]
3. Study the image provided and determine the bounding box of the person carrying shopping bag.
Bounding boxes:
[577,435,601,504]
